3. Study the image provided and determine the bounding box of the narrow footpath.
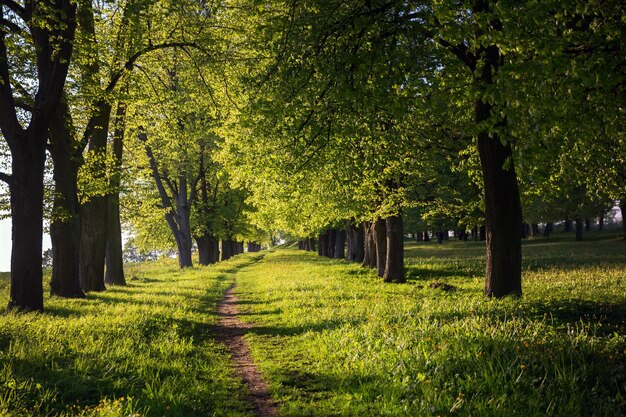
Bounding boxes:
[215,282,278,417]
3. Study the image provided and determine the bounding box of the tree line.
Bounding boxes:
[1,0,624,310]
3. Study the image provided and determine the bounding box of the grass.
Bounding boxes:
[234,235,626,416]
[0,253,265,417]
[0,234,624,416]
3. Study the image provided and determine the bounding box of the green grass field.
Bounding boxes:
[0,234,625,416]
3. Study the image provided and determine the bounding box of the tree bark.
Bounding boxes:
[598,214,604,232]
[362,222,376,268]
[374,219,387,278]
[318,233,325,256]
[334,229,346,259]
[105,99,127,285]
[383,215,405,283]
[49,97,84,298]
[355,223,365,263]
[474,41,522,297]
[79,101,112,292]
[221,239,232,261]
[7,136,47,311]
[563,219,573,232]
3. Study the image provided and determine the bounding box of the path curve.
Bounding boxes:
[215,283,278,417]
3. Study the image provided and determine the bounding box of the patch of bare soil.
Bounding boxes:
[215,283,278,417]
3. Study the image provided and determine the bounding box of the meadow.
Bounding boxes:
[0,233,625,416]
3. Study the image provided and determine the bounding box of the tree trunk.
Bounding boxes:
[598,214,604,232]
[362,222,376,268]
[531,223,539,237]
[575,218,584,241]
[355,223,365,263]
[584,218,591,232]
[79,102,112,292]
[383,215,405,283]
[7,137,47,311]
[346,224,356,261]
[423,231,430,242]
[197,235,211,265]
[49,98,84,298]
[318,233,325,256]
[474,35,522,297]
[543,222,553,238]
[374,219,387,278]
[221,239,232,261]
[334,229,346,259]
[326,229,337,258]
[619,198,626,240]
[105,99,127,285]
[212,237,220,261]
[437,231,444,244]
[563,219,572,232]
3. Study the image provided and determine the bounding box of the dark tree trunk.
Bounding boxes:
[584,218,591,232]
[49,98,84,298]
[8,136,47,311]
[437,231,444,244]
[473,23,522,297]
[479,225,486,241]
[79,102,112,292]
[221,239,233,261]
[355,223,365,263]
[575,218,584,241]
[598,214,604,232]
[543,222,553,238]
[326,229,337,258]
[423,231,430,242]
[521,223,529,239]
[212,237,220,261]
[105,99,127,286]
[374,219,387,278]
[383,215,405,283]
[531,223,540,237]
[346,224,356,261]
[621,199,626,240]
[334,229,346,259]
[197,235,216,265]
[318,233,325,256]
[563,219,573,233]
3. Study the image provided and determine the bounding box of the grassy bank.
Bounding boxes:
[0,254,264,417]
[235,238,626,416]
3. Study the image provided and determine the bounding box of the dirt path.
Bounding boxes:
[215,283,278,417]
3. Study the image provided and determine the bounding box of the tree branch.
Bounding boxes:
[0,0,26,20]
[0,171,11,184]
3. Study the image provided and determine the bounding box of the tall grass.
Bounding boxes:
[235,237,626,416]
[0,254,264,416]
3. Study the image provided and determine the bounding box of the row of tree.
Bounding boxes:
[0,0,264,311]
[1,1,624,310]
[221,0,625,297]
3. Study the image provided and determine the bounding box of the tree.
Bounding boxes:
[0,0,77,310]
